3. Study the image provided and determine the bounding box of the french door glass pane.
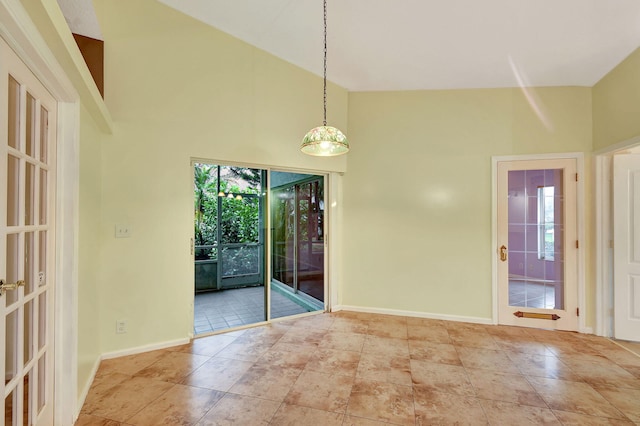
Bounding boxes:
[8,75,20,149]
[7,155,19,226]
[507,169,564,309]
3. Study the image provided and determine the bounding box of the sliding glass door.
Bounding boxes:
[271,172,325,318]
[193,165,327,334]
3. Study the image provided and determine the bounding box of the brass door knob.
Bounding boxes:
[0,279,25,296]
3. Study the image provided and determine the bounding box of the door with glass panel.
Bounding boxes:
[496,159,578,331]
[1,37,56,425]
[271,172,325,317]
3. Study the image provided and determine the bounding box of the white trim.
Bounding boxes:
[54,101,80,425]
[101,338,190,360]
[491,152,585,331]
[334,305,494,325]
[76,356,101,414]
[0,1,81,423]
[594,135,640,337]
[593,135,640,155]
[328,172,342,310]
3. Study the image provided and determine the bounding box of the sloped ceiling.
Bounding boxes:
[59,0,640,91]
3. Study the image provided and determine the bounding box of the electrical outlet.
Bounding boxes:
[115,224,131,238]
[116,320,127,334]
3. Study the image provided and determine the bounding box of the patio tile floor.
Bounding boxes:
[194,286,311,334]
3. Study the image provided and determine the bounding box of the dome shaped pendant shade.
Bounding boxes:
[301,125,349,156]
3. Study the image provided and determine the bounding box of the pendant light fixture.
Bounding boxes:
[301,0,349,156]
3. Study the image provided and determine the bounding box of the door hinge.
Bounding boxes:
[575,173,578,182]
[576,240,579,249]
[576,307,580,316]
[190,238,194,255]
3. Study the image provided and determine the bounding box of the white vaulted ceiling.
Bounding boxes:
[59,0,640,91]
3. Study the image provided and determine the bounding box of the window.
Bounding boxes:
[537,186,554,261]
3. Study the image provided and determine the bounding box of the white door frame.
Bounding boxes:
[594,135,640,337]
[491,152,588,332]
[0,0,80,424]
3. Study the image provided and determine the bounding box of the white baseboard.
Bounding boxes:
[101,337,190,360]
[333,305,494,325]
[580,326,594,335]
[75,357,101,420]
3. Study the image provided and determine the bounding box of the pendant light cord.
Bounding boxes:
[323,0,327,127]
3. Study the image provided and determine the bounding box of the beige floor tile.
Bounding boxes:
[170,334,237,357]
[467,369,547,407]
[456,346,520,374]
[134,351,210,383]
[614,340,640,357]
[342,415,391,425]
[329,317,369,334]
[407,324,450,343]
[357,353,412,387]
[81,372,131,409]
[594,386,640,422]
[479,400,561,425]
[126,384,224,425]
[213,339,274,362]
[528,376,626,419]
[96,350,166,377]
[258,341,315,369]
[413,388,488,425]
[566,360,640,390]
[196,393,280,425]
[494,337,556,356]
[305,348,361,377]
[410,359,475,397]
[346,379,415,426]
[81,376,174,422]
[75,414,123,426]
[408,340,461,365]
[270,403,344,425]
[366,320,408,339]
[321,330,366,352]
[239,323,289,345]
[228,364,302,401]
[278,327,326,346]
[362,336,409,358]
[78,312,640,426]
[598,345,640,368]
[284,370,354,413]
[447,328,499,350]
[288,314,335,330]
[405,317,445,327]
[552,410,636,425]
[180,357,254,392]
[506,351,583,381]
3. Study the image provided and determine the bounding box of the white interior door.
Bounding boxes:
[496,158,579,331]
[613,154,640,342]
[1,37,56,426]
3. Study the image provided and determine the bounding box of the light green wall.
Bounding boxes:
[93,0,348,353]
[593,47,640,151]
[77,105,103,398]
[344,87,592,320]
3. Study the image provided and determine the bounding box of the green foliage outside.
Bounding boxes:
[194,164,261,272]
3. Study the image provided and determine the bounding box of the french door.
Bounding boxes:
[1,37,56,425]
[496,158,578,331]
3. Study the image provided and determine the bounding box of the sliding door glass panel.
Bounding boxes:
[271,172,325,319]
[193,163,267,335]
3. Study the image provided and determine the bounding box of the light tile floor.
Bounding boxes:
[194,287,311,334]
[77,312,640,425]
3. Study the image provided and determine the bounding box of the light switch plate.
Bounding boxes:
[115,224,131,238]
